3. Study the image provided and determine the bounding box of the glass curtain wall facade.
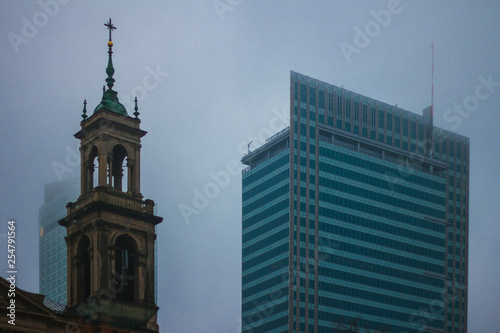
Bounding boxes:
[39,178,79,304]
[242,129,291,332]
[241,72,468,333]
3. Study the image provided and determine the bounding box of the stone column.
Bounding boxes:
[98,153,108,186]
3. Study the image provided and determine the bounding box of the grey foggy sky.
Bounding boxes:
[0,1,499,332]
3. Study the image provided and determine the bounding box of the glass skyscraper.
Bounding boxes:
[241,72,468,333]
[39,178,79,304]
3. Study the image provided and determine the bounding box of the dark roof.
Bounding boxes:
[0,276,77,318]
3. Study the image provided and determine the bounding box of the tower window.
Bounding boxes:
[110,144,129,192]
[328,93,334,117]
[76,236,91,303]
[345,99,351,123]
[115,235,137,302]
[88,146,99,193]
[362,105,367,126]
[337,95,342,119]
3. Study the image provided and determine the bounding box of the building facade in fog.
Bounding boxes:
[57,19,163,331]
[39,178,79,305]
[4,19,165,333]
[241,71,469,333]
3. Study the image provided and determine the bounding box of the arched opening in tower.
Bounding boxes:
[110,144,128,192]
[89,146,99,192]
[114,234,137,302]
[76,235,91,303]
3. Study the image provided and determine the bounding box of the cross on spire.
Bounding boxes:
[104,18,116,42]
[104,18,116,90]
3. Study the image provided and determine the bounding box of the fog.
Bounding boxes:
[0,1,499,332]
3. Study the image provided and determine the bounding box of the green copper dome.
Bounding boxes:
[94,88,128,116]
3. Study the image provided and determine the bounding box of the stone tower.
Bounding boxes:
[59,19,163,332]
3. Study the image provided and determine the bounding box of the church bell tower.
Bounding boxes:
[59,19,163,332]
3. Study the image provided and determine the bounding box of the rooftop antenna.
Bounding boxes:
[431,42,434,124]
[423,43,435,158]
[247,140,253,154]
